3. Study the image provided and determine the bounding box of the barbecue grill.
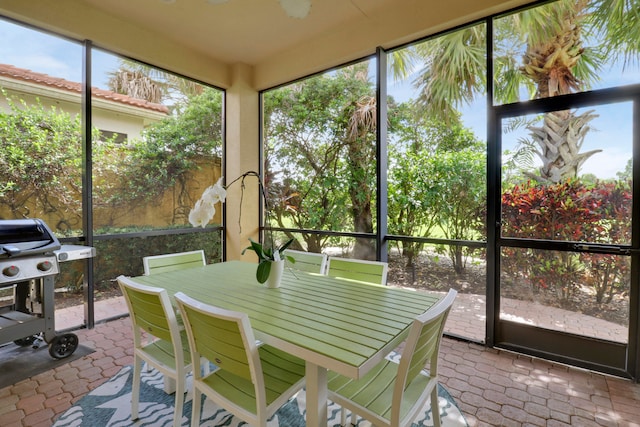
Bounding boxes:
[0,219,84,359]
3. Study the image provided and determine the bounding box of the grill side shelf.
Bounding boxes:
[0,306,47,345]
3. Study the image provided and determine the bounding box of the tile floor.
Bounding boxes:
[0,300,639,426]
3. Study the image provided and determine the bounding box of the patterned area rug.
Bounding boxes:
[54,357,468,427]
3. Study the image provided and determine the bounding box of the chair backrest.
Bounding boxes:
[143,250,206,275]
[283,249,328,274]
[326,257,388,285]
[117,275,185,368]
[174,292,266,408]
[391,289,457,424]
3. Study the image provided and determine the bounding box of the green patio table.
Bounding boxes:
[130,260,442,427]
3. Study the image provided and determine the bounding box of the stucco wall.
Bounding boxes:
[0,158,222,235]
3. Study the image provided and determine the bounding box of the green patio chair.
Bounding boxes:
[326,256,388,285]
[174,291,306,427]
[143,250,206,275]
[283,249,328,274]
[117,275,193,427]
[328,289,457,427]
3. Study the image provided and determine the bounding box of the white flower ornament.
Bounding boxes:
[188,177,226,228]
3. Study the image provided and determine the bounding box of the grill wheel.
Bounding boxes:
[48,333,79,359]
[13,335,38,347]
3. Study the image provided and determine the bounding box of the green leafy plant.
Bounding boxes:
[242,238,295,283]
[499,179,631,304]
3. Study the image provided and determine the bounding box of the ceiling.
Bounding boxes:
[0,0,529,89]
[82,0,393,66]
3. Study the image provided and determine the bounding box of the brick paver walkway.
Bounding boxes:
[0,294,638,426]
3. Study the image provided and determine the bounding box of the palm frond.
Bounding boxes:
[504,136,537,173]
[412,25,486,121]
[347,95,376,140]
[388,47,419,82]
[502,116,539,134]
[513,1,584,46]
[572,45,606,87]
[589,0,640,67]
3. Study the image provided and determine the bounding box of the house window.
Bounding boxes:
[99,130,127,144]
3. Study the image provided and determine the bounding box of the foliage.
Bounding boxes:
[103,61,221,222]
[401,0,640,183]
[578,181,632,303]
[105,88,223,211]
[427,148,486,273]
[58,226,222,293]
[385,0,638,306]
[502,180,598,241]
[388,103,485,271]
[0,85,222,233]
[590,0,640,66]
[0,94,85,225]
[412,25,487,123]
[616,158,632,181]
[263,63,376,257]
[501,180,631,304]
[265,65,486,270]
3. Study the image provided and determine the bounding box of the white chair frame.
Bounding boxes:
[283,249,328,274]
[329,289,458,427]
[142,249,206,275]
[326,256,389,285]
[117,275,191,427]
[175,292,306,427]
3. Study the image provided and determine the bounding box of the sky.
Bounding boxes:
[1,17,638,180]
[0,20,119,88]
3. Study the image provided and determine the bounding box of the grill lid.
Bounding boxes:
[0,219,61,258]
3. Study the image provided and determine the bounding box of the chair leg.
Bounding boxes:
[173,376,185,427]
[131,357,142,420]
[340,407,357,426]
[431,386,441,427]
[164,376,177,394]
[191,386,203,427]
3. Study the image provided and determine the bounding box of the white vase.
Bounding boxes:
[267,260,285,289]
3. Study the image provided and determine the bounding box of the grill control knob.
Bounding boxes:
[37,261,53,272]
[3,265,19,277]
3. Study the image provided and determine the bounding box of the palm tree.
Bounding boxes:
[403,0,639,183]
[347,93,377,259]
[108,68,164,103]
[107,59,204,105]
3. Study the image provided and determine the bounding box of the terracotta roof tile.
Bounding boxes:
[0,63,169,114]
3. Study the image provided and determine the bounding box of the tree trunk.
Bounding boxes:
[346,95,376,260]
[524,110,601,183]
